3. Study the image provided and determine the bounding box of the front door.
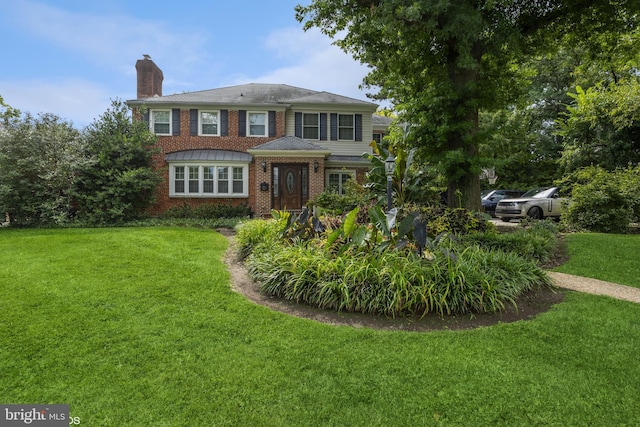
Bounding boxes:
[272,164,308,211]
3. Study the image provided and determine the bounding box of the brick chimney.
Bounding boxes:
[135,54,163,99]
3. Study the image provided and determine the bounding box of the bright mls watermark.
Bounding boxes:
[0,405,71,426]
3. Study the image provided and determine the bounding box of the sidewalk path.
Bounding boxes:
[547,272,640,304]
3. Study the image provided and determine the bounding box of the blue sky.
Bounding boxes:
[0,0,377,128]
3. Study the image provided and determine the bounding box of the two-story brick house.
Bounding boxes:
[127,56,389,217]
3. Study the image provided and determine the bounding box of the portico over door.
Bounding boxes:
[272,163,308,211]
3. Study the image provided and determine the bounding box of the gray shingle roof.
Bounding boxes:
[249,136,330,151]
[129,83,377,107]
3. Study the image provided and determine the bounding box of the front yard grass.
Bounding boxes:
[553,233,640,288]
[1,227,639,426]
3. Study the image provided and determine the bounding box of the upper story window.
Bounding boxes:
[338,114,354,140]
[200,111,219,136]
[151,110,171,135]
[248,112,267,136]
[303,113,319,139]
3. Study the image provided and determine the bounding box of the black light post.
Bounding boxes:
[385,152,395,211]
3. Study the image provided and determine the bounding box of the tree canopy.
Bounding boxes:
[296,0,640,209]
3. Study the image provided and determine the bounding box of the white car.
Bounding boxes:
[494,187,567,222]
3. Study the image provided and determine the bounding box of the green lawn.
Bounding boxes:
[553,233,640,288]
[1,228,639,426]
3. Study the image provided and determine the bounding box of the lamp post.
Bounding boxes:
[385,152,395,211]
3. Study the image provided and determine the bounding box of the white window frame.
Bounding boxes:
[338,114,355,141]
[247,112,267,137]
[372,132,383,143]
[169,163,249,198]
[326,169,355,195]
[303,113,320,140]
[150,109,171,135]
[199,110,219,136]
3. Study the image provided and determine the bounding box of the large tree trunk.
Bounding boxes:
[445,40,482,211]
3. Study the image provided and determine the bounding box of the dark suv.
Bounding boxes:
[481,189,525,217]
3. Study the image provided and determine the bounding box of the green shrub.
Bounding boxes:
[557,165,640,232]
[461,220,558,264]
[161,202,252,220]
[308,179,371,215]
[244,230,553,317]
[408,205,492,237]
[563,175,632,233]
[235,218,283,259]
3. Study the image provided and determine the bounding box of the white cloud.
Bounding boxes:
[0,79,111,128]
[6,1,210,77]
[238,27,378,104]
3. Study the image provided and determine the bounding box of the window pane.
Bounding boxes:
[303,114,318,126]
[153,111,170,134]
[338,115,353,127]
[218,167,229,193]
[338,128,354,140]
[273,167,279,197]
[201,112,218,135]
[203,166,214,193]
[203,166,214,180]
[328,173,340,191]
[249,113,266,136]
[303,127,319,139]
[232,167,243,194]
[174,166,185,193]
[338,114,354,140]
[189,166,199,193]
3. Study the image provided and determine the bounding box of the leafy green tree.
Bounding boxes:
[557,80,640,172]
[0,112,84,226]
[0,95,20,125]
[72,100,160,224]
[296,0,639,209]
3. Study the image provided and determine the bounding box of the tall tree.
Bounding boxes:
[296,0,639,209]
[72,99,160,224]
[0,112,83,226]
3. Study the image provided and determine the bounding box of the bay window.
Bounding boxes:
[170,164,248,197]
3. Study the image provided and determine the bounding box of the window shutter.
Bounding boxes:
[172,109,181,135]
[190,109,198,136]
[330,113,338,140]
[294,112,302,138]
[142,110,150,127]
[238,110,246,137]
[220,110,228,136]
[355,114,362,141]
[268,111,276,137]
[320,113,327,140]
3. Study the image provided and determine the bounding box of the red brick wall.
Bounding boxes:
[148,109,291,216]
